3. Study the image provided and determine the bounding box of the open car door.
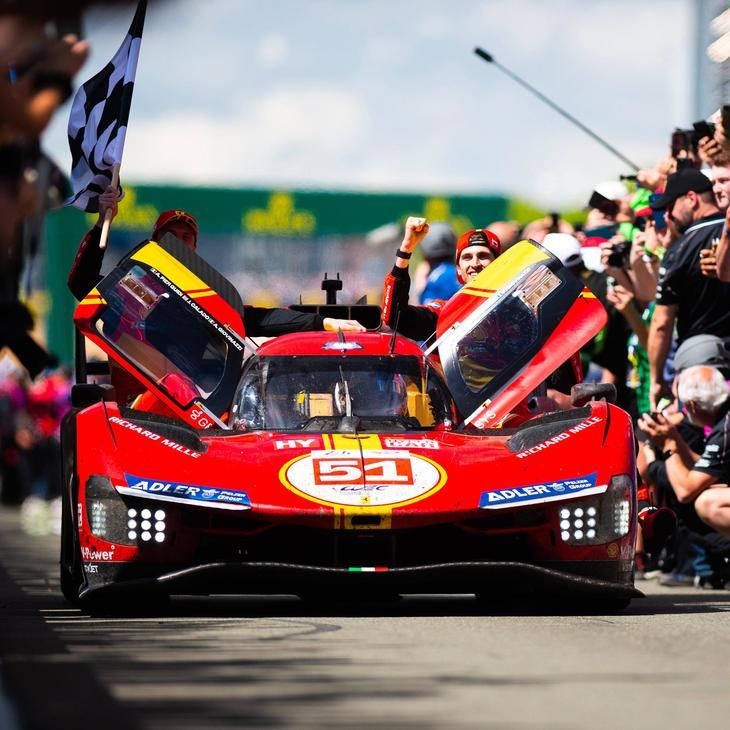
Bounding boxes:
[429,239,607,428]
[74,238,247,430]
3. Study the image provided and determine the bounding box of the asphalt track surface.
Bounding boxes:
[1,508,730,730]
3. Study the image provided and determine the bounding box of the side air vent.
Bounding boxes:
[506,406,591,453]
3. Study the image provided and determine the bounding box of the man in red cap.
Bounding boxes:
[68,187,200,300]
[382,216,501,342]
[68,186,363,335]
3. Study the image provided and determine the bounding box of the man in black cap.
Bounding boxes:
[647,167,727,410]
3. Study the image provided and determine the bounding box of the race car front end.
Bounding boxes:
[65,398,639,608]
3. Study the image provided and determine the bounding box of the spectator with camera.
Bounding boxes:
[647,167,727,410]
[0,13,90,379]
[638,342,730,587]
[701,162,730,282]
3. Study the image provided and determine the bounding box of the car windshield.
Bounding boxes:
[231,355,455,432]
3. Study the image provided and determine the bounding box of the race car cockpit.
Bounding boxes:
[230,354,456,433]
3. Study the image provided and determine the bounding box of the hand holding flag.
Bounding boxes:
[66,0,147,249]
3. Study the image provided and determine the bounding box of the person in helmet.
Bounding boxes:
[382,216,502,342]
[414,221,460,305]
[68,186,363,335]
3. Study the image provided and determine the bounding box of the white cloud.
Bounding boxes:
[256,33,288,68]
[122,86,368,184]
[41,0,697,208]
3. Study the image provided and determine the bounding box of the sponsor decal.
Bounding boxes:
[85,564,99,573]
[515,416,602,459]
[109,416,202,458]
[706,444,720,453]
[383,438,439,450]
[606,543,619,558]
[281,449,446,508]
[82,545,115,562]
[148,267,243,351]
[479,473,605,510]
[118,474,251,510]
[275,438,319,450]
[472,410,498,429]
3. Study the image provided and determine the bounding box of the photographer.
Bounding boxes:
[701,163,730,282]
[639,354,730,587]
[0,14,90,378]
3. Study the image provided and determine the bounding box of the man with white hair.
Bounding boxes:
[640,365,730,505]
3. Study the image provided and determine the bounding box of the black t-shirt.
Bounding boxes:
[655,213,728,343]
[647,420,710,535]
[693,399,730,481]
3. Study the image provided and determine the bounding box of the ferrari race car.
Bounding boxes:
[60,237,640,610]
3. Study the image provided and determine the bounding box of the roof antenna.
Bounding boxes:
[337,328,346,344]
[389,311,401,355]
[322,272,343,305]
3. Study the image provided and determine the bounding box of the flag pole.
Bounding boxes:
[99,163,120,250]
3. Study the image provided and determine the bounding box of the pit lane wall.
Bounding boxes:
[45,184,508,365]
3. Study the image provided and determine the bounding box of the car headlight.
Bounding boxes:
[127,506,167,544]
[557,474,633,546]
[85,475,137,546]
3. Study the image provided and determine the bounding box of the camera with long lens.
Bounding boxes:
[607,240,630,268]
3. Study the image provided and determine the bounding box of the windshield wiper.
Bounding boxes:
[337,365,359,433]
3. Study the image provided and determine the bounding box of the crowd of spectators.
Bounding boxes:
[408,110,730,588]
[0,366,71,532]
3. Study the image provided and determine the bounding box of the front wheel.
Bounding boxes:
[59,482,82,605]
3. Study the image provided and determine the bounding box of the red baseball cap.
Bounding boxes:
[455,228,501,283]
[151,209,199,245]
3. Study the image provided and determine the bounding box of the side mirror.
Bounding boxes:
[570,382,617,408]
[71,383,117,408]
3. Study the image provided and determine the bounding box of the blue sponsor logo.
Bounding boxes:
[121,473,251,508]
[480,473,598,509]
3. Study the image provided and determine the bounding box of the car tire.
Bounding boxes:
[59,481,82,605]
[59,415,82,606]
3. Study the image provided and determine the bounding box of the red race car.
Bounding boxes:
[60,237,640,610]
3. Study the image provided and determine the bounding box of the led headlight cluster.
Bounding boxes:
[559,505,599,542]
[127,508,166,544]
[557,475,633,546]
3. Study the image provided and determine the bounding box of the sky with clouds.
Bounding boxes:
[43,0,701,208]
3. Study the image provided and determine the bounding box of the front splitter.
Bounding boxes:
[80,560,642,601]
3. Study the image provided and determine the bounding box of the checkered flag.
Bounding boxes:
[66,0,147,212]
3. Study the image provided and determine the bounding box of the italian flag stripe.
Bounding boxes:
[348,567,389,572]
